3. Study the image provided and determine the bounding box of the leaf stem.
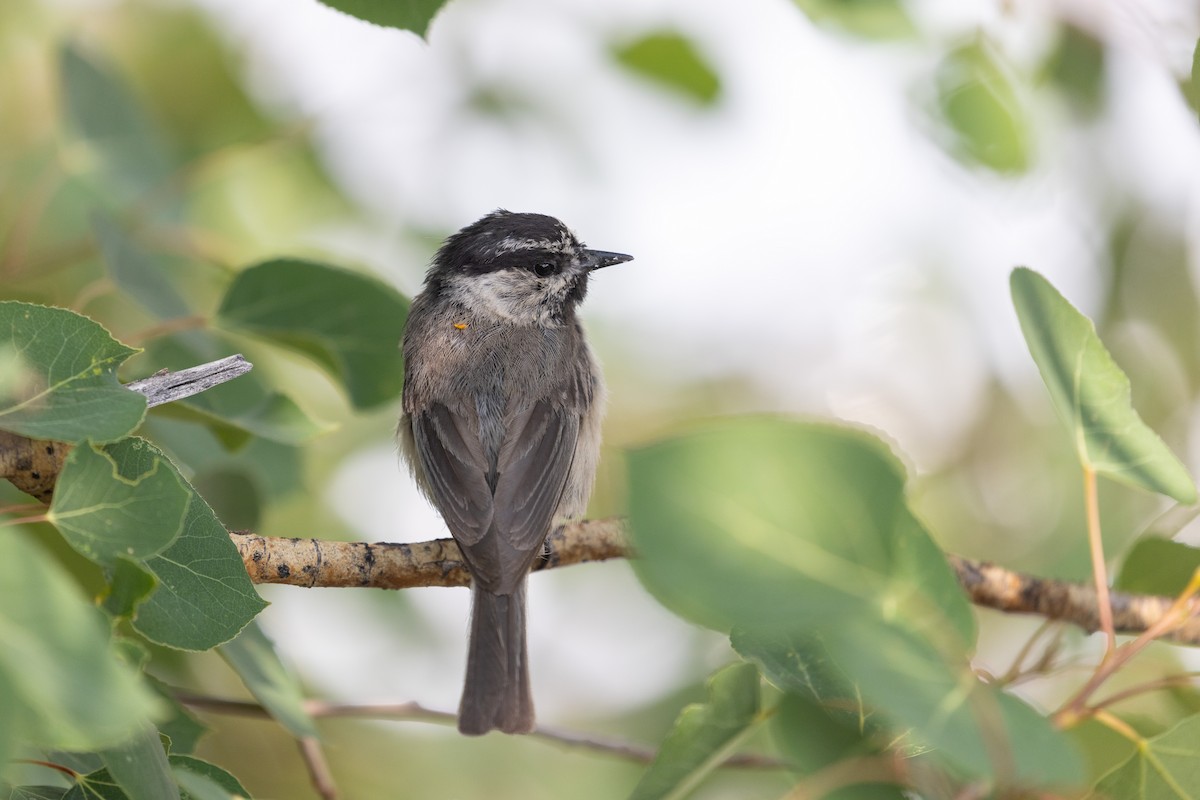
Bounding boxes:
[1092,710,1142,744]
[0,513,49,528]
[14,758,79,779]
[1083,466,1116,655]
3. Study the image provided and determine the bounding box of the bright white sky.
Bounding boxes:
[188,0,1200,722]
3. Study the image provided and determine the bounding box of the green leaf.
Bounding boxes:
[612,32,721,105]
[155,393,331,448]
[1041,23,1106,116]
[0,532,160,754]
[1182,38,1199,121]
[49,438,191,566]
[313,0,446,36]
[169,756,250,800]
[628,663,761,800]
[218,622,317,739]
[99,726,180,800]
[793,0,915,40]
[59,755,249,800]
[1116,537,1200,597]
[732,628,888,742]
[102,558,159,619]
[59,43,175,206]
[62,769,127,800]
[936,40,1031,173]
[1092,715,1200,798]
[826,617,1084,789]
[144,676,208,756]
[133,483,268,650]
[1011,267,1196,502]
[216,259,409,410]
[141,334,328,449]
[7,787,69,800]
[772,693,905,799]
[93,215,190,320]
[627,418,973,647]
[0,302,145,443]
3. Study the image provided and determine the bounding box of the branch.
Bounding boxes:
[4,355,1200,650]
[173,691,787,769]
[0,355,251,501]
[949,554,1200,646]
[124,354,252,407]
[233,525,1200,646]
[231,519,628,589]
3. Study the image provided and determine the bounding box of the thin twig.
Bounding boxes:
[1083,467,1116,655]
[174,692,787,770]
[297,737,339,800]
[1092,673,1200,712]
[780,755,901,799]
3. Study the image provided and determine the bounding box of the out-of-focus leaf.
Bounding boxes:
[1091,716,1200,798]
[141,334,328,449]
[49,438,191,566]
[6,787,69,799]
[93,215,190,320]
[628,663,761,800]
[102,558,159,619]
[190,469,260,530]
[1011,267,1196,503]
[169,755,251,800]
[627,418,973,646]
[99,726,180,800]
[218,622,317,739]
[0,302,145,443]
[59,756,250,800]
[612,32,721,105]
[133,483,268,650]
[731,628,887,741]
[793,0,915,40]
[313,0,446,36]
[1115,538,1200,597]
[62,769,126,800]
[0,532,159,754]
[59,43,174,206]
[1041,23,1106,116]
[144,676,207,756]
[216,259,409,410]
[936,40,1031,173]
[772,693,906,799]
[827,617,1085,789]
[155,393,331,449]
[1182,38,1199,120]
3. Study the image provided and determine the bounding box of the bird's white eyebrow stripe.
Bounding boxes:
[494,232,576,254]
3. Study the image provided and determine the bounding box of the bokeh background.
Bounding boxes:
[3,0,1200,796]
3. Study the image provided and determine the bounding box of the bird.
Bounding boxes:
[397,209,632,735]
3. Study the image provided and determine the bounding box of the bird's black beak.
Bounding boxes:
[582,249,634,271]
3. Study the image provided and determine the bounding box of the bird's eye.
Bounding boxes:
[533,262,556,277]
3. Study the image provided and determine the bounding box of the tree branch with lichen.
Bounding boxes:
[2,355,1199,650]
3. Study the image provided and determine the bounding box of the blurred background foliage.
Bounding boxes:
[2,0,1200,797]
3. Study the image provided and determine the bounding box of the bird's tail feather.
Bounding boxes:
[459,582,534,735]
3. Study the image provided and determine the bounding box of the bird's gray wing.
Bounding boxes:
[410,403,494,546]
[493,399,580,553]
[411,398,580,593]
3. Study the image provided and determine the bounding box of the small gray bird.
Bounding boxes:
[398,210,631,735]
